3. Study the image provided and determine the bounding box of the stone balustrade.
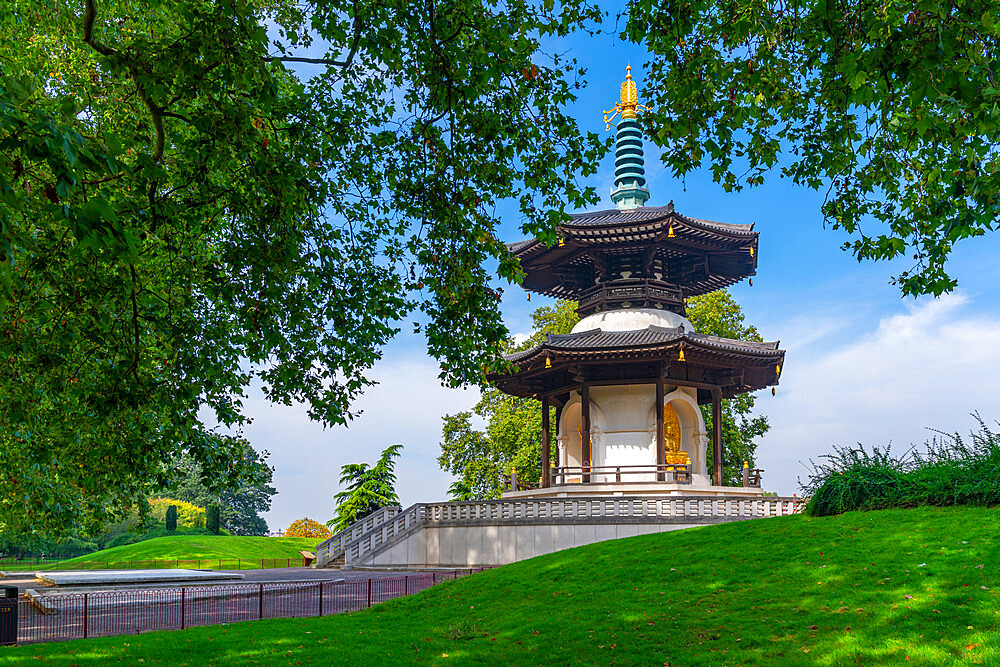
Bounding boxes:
[323,496,804,569]
[315,505,401,567]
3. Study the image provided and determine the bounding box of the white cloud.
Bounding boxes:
[509,332,532,346]
[759,293,1000,495]
[244,359,479,531]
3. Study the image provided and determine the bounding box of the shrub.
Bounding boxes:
[803,415,1000,516]
[50,537,98,557]
[149,498,206,528]
[285,518,331,539]
[107,533,144,549]
[206,504,221,535]
[165,505,177,531]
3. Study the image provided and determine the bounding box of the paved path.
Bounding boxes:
[3,567,402,591]
[14,570,475,645]
[219,567,402,582]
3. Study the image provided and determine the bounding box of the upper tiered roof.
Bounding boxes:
[508,66,760,318]
[509,203,758,314]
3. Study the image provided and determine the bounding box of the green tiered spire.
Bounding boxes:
[603,66,651,210]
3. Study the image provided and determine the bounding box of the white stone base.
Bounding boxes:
[368,522,705,569]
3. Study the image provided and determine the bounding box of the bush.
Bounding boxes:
[54,537,99,557]
[107,533,144,549]
[165,505,177,531]
[285,518,331,539]
[803,415,1000,516]
[206,504,221,535]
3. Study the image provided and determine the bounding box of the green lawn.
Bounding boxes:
[10,535,322,571]
[4,506,999,665]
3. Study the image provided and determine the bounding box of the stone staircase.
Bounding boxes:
[314,505,401,568]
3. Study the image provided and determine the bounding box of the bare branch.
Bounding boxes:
[267,0,363,70]
[82,0,164,162]
[82,0,116,56]
[267,56,352,66]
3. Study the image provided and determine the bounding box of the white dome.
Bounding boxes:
[571,308,695,334]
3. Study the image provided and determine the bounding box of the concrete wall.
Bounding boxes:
[367,521,704,568]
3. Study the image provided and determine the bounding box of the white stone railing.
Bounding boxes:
[423,496,801,522]
[315,505,401,567]
[340,496,804,566]
[344,504,428,565]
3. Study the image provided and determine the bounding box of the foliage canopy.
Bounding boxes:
[284,517,332,539]
[0,0,604,535]
[628,0,1000,296]
[149,497,205,529]
[161,442,276,536]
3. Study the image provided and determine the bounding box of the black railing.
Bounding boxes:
[552,463,692,485]
[14,570,488,645]
[501,472,539,493]
[742,467,764,488]
[576,279,685,316]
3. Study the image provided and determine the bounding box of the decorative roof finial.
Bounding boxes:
[605,65,652,210]
[604,64,651,130]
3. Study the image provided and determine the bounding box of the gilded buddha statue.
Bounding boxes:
[663,403,691,466]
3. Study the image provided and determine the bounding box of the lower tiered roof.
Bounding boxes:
[490,325,784,402]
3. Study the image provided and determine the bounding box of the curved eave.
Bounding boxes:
[507,208,757,259]
[504,334,783,369]
[488,327,785,399]
[506,209,759,300]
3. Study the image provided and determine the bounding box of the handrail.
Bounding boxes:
[552,463,692,485]
[315,505,401,567]
[343,504,427,566]
[577,278,685,316]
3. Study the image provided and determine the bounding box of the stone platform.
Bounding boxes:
[35,569,246,587]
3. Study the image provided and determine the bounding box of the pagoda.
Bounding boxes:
[490,66,786,498]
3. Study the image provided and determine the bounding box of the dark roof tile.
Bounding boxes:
[505,326,780,361]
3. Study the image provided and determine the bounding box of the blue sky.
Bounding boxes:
[251,14,1000,531]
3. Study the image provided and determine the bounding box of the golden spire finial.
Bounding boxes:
[604,64,651,130]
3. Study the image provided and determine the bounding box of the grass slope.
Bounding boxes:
[34,535,321,570]
[6,506,999,665]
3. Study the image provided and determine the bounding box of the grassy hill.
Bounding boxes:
[33,535,322,570]
[6,506,1000,665]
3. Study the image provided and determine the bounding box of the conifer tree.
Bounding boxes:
[329,444,403,532]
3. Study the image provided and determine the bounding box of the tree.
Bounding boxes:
[205,503,221,535]
[150,497,205,529]
[161,442,276,536]
[1,0,606,536]
[627,0,1000,296]
[165,505,177,532]
[688,292,770,485]
[438,300,577,498]
[329,444,403,532]
[285,518,332,539]
[447,479,476,502]
[439,296,771,496]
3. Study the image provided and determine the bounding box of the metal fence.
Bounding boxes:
[13,570,483,645]
[2,558,305,572]
[0,557,71,570]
